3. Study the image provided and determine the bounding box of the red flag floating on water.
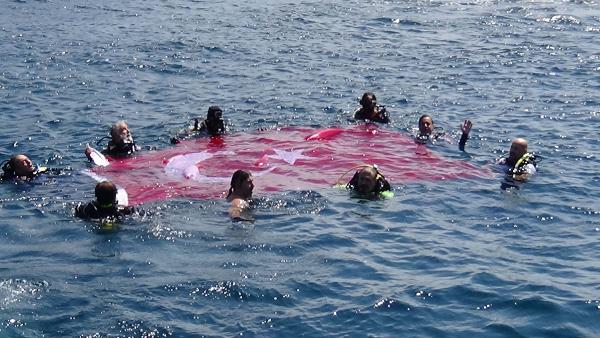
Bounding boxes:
[85,124,488,205]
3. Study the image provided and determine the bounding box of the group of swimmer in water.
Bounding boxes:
[1,92,538,223]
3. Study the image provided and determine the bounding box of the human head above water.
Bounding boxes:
[228,170,253,199]
[95,181,118,206]
[207,106,222,120]
[418,114,434,136]
[359,92,377,109]
[206,106,225,136]
[356,166,378,194]
[348,165,390,195]
[1,154,35,179]
[110,120,133,145]
[508,138,528,163]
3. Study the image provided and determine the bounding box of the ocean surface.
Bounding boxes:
[1,0,599,337]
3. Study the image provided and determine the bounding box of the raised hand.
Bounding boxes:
[461,119,472,136]
[459,120,472,151]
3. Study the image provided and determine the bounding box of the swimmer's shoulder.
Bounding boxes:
[229,197,252,220]
[230,197,250,209]
[75,201,98,219]
[353,108,366,120]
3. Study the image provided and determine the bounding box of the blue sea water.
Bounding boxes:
[1,0,600,336]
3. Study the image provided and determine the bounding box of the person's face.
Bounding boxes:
[509,142,527,162]
[113,123,133,144]
[237,175,254,199]
[363,95,376,109]
[12,155,35,176]
[419,117,434,135]
[356,170,377,194]
[211,110,223,122]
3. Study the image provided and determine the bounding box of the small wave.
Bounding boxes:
[372,297,412,311]
[147,223,193,242]
[324,257,388,281]
[222,242,301,257]
[390,18,423,26]
[513,295,562,314]
[539,15,581,26]
[187,280,293,306]
[117,320,173,337]
[327,302,417,335]
[484,323,527,338]
[292,17,315,25]
[82,320,173,338]
[257,190,328,216]
[199,45,229,54]
[0,278,49,309]
[505,6,526,14]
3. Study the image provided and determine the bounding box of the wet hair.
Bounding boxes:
[359,92,377,106]
[207,106,223,120]
[227,170,251,198]
[205,106,225,136]
[1,155,34,180]
[1,156,18,180]
[347,165,391,194]
[110,120,128,140]
[95,181,118,206]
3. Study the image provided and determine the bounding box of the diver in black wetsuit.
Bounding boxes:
[415,114,472,151]
[353,92,390,124]
[85,120,140,161]
[75,181,134,220]
[171,106,226,144]
[1,154,62,181]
